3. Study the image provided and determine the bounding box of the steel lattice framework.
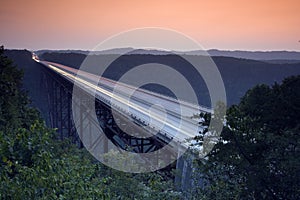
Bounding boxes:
[40,65,177,169]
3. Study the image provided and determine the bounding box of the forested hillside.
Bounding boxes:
[40,52,300,106]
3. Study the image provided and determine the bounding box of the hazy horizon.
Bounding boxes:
[1,0,299,51]
[4,47,300,53]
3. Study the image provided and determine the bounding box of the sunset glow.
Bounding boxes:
[1,0,299,51]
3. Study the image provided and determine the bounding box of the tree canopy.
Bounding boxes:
[193,75,300,199]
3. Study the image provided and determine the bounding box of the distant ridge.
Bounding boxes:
[207,49,300,61]
[35,48,300,62]
[35,49,90,55]
[35,48,172,56]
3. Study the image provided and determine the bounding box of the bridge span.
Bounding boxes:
[32,53,211,172]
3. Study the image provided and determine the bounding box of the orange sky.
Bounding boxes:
[1,0,299,51]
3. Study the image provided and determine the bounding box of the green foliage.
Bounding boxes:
[0,46,38,131]
[0,122,107,199]
[96,163,181,200]
[193,76,300,199]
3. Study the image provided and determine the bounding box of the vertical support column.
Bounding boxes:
[52,81,58,131]
[59,86,63,140]
[140,138,144,153]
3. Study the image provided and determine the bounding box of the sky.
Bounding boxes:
[1,0,300,51]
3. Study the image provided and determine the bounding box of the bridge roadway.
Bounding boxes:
[32,54,212,148]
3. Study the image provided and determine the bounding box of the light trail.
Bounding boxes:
[47,64,197,140]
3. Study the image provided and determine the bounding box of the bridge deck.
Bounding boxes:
[33,54,211,147]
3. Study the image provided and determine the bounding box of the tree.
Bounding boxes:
[192,76,300,199]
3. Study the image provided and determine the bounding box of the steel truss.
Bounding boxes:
[41,66,178,167]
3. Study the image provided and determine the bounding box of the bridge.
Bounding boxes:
[32,52,211,177]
